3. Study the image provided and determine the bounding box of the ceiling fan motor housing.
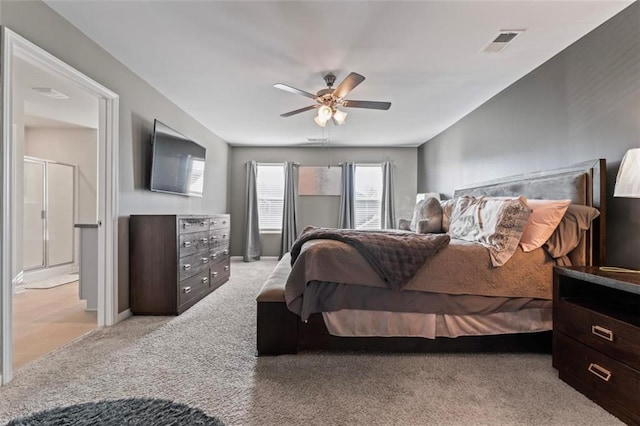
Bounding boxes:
[323,73,336,88]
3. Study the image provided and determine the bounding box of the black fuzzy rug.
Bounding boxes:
[7,398,224,426]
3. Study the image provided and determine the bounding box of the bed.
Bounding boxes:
[257,159,606,354]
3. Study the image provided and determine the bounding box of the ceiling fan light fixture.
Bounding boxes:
[318,105,333,121]
[333,109,347,125]
[314,115,328,127]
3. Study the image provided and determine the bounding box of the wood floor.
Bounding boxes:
[13,281,97,369]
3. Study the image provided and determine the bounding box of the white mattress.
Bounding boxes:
[322,308,552,339]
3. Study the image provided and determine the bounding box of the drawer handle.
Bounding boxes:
[201,257,209,264]
[210,253,218,259]
[212,220,216,225]
[200,222,206,227]
[201,277,208,284]
[183,264,191,271]
[222,220,227,225]
[183,286,192,294]
[223,234,228,239]
[200,238,208,243]
[587,363,612,382]
[224,249,229,255]
[183,241,191,248]
[591,325,614,342]
[182,222,191,229]
[224,265,229,271]
[213,271,218,277]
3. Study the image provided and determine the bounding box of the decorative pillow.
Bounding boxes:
[441,196,476,233]
[440,199,456,233]
[406,197,443,233]
[398,218,412,231]
[449,196,531,267]
[519,199,571,252]
[543,204,600,258]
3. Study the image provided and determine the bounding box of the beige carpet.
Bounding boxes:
[0,259,622,425]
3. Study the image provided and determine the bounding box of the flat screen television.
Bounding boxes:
[150,119,206,197]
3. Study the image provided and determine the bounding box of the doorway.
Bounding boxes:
[1,28,120,384]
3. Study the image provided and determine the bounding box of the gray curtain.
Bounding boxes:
[243,161,261,262]
[279,161,298,258]
[381,160,396,229]
[338,161,355,229]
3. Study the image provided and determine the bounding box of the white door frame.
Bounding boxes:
[1,27,120,385]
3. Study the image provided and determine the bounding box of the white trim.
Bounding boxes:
[117,309,132,323]
[0,28,120,385]
[1,26,14,386]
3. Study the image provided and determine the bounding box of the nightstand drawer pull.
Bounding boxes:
[183,264,191,271]
[591,325,614,342]
[183,241,191,248]
[183,286,192,294]
[587,363,611,382]
[201,277,208,284]
[201,257,209,264]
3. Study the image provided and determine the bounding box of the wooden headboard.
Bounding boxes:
[453,159,606,266]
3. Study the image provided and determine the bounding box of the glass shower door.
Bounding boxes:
[23,159,46,271]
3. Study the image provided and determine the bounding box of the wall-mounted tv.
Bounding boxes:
[150,119,206,197]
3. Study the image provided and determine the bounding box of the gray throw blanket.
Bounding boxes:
[290,227,450,290]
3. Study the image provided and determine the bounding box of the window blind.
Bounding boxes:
[256,164,284,231]
[354,164,383,230]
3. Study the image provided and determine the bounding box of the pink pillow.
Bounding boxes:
[519,199,571,252]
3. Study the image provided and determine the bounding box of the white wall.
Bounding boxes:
[25,127,98,224]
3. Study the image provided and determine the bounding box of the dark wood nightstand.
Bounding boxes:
[553,266,640,425]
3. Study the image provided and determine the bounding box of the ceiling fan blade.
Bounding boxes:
[280,104,319,117]
[274,83,317,100]
[332,72,365,99]
[342,100,391,110]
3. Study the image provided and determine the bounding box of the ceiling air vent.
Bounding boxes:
[483,30,525,53]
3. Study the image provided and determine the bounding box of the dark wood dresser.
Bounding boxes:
[553,266,640,425]
[130,214,230,315]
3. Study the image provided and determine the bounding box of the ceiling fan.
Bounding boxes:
[274,72,391,127]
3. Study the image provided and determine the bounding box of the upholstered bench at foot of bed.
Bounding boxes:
[256,253,298,356]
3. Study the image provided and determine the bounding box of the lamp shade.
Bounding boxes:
[333,109,347,125]
[314,115,328,127]
[614,148,640,198]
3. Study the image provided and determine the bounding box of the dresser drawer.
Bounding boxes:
[210,215,230,230]
[179,269,209,306]
[209,229,230,248]
[210,259,230,288]
[208,247,230,264]
[179,251,211,281]
[179,217,209,234]
[555,332,640,422]
[557,299,640,370]
[178,231,210,257]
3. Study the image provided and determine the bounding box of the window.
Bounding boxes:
[256,164,284,231]
[354,164,383,230]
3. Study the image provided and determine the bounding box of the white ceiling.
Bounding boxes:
[45,1,632,147]
[15,57,99,129]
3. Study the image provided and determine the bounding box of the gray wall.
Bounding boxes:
[230,147,418,257]
[1,1,230,312]
[417,3,640,268]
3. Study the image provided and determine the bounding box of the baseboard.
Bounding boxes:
[117,309,132,323]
